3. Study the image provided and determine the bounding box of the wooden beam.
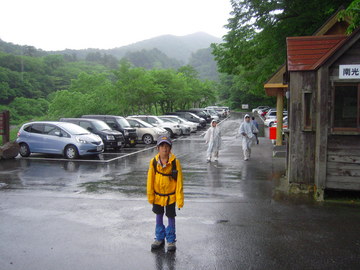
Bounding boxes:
[276,92,284,146]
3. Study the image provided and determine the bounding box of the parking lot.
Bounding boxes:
[1,113,360,270]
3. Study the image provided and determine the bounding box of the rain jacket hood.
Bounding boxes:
[147,153,184,208]
[239,114,254,138]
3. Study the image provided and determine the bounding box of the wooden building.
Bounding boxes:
[286,28,360,198]
[264,9,360,198]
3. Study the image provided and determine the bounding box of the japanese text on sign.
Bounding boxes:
[339,65,360,79]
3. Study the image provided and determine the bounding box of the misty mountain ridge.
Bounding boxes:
[50,32,222,63]
[0,32,222,81]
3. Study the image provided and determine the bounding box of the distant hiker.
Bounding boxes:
[204,120,222,162]
[238,114,258,161]
[147,135,184,252]
[251,116,259,144]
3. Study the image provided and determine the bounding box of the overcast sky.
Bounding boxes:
[0,0,232,51]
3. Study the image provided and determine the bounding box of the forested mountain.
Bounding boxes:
[122,48,183,70]
[188,47,219,81]
[0,32,222,81]
[48,32,222,63]
[0,32,221,125]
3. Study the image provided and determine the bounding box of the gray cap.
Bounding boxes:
[156,135,172,146]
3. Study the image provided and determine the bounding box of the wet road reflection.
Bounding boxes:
[0,116,284,202]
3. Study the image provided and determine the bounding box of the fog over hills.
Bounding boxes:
[50,32,223,63]
[0,32,223,80]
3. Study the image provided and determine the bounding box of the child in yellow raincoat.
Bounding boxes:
[147,135,184,252]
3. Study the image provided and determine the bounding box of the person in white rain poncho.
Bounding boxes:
[238,114,258,161]
[204,120,222,162]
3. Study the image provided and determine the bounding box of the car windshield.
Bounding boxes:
[160,117,177,123]
[129,118,153,128]
[60,123,91,135]
[116,118,131,128]
[208,110,217,115]
[189,112,201,119]
[92,120,112,131]
[154,117,165,124]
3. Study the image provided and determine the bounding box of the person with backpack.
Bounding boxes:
[147,135,184,252]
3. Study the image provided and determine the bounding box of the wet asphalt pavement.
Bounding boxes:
[1,112,360,270]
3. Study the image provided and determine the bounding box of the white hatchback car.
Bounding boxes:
[126,117,168,144]
[128,115,182,138]
[264,111,288,127]
[159,116,191,135]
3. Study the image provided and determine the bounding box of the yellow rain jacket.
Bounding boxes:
[147,153,184,208]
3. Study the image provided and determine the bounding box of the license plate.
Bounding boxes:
[117,142,122,146]
[96,146,102,151]
[130,140,135,144]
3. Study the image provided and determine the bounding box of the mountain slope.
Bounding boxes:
[108,32,222,62]
[52,32,222,63]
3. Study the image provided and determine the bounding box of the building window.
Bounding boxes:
[303,92,312,130]
[333,84,360,131]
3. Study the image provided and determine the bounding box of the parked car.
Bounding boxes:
[128,115,182,138]
[166,111,207,128]
[264,110,288,127]
[16,121,104,159]
[59,118,124,150]
[252,106,270,114]
[158,116,191,135]
[178,109,211,123]
[273,116,288,129]
[126,117,168,145]
[202,108,220,122]
[160,115,198,132]
[81,115,137,147]
[205,106,229,118]
[260,107,273,118]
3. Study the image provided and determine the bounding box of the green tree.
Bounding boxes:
[114,60,159,115]
[212,0,353,108]
[8,97,49,123]
[338,0,360,33]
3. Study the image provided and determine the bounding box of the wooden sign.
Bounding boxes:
[0,110,10,143]
[339,65,360,79]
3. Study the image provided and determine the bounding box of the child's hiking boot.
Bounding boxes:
[151,239,165,250]
[167,242,176,252]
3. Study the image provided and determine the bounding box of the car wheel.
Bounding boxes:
[269,122,274,127]
[19,143,31,157]
[143,134,153,145]
[64,145,79,159]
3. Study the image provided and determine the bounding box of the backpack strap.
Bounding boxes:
[153,157,177,179]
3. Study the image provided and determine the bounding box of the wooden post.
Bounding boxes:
[276,90,284,146]
[0,110,10,144]
[314,68,329,200]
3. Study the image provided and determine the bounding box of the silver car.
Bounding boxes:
[158,116,191,135]
[16,121,104,159]
[126,118,168,144]
[161,115,198,132]
[128,115,182,138]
